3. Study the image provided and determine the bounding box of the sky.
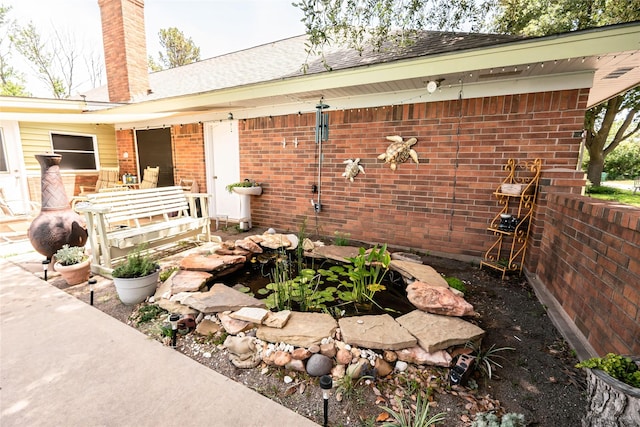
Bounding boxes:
[3,0,308,97]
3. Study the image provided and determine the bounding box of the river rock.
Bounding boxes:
[390,252,423,263]
[383,350,397,363]
[292,348,312,360]
[396,346,452,367]
[257,312,337,347]
[346,358,372,379]
[195,319,221,336]
[338,314,416,350]
[306,353,333,376]
[285,359,306,372]
[184,283,266,313]
[258,233,292,249]
[336,348,352,365]
[396,310,485,352]
[273,350,292,367]
[310,245,361,262]
[331,364,346,379]
[320,342,337,358]
[375,358,394,377]
[390,260,448,287]
[406,281,476,316]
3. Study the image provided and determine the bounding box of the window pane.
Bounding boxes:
[58,152,97,170]
[0,130,7,172]
[51,133,97,170]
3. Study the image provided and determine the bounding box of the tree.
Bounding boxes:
[294,0,640,185]
[491,0,640,186]
[149,27,200,71]
[0,5,28,96]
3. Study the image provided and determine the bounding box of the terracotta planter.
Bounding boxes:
[583,356,640,427]
[113,271,160,305]
[54,259,91,286]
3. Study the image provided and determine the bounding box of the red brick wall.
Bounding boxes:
[171,123,207,190]
[240,89,588,264]
[536,194,640,355]
[115,129,137,176]
[98,0,149,102]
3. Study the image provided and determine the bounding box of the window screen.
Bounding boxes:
[51,133,97,170]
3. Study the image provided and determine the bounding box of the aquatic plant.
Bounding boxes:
[332,244,390,306]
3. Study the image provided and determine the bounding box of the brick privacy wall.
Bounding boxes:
[240,89,588,262]
[172,123,207,190]
[98,0,149,102]
[537,194,640,355]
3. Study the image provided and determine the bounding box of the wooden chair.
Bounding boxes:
[79,167,120,195]
[139,166,159,189]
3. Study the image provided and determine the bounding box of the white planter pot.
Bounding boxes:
[113,271,160,305]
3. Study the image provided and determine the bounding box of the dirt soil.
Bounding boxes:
[50,229,587,427]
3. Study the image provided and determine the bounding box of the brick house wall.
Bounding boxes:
[238,89,588,268]
[537,194,640,355]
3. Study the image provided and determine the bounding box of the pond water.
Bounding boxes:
[218,250,415,318]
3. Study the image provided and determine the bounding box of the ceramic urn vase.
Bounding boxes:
[28,153,88,259]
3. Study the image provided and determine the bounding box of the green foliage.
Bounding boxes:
[225,179,259,193]
[588,186,640,207]
[159,267,178,282]
[134,304,167,326]
[576,353,640,388]
[471,412,526,427]
[380,393,447,427]
[152,27,200,70]
[334,372,372,401]
[54,244,87,266]
[334,231,351,246]
[445,276,466,293]
[112,247,160,279]
[332,244,390,306]
[257,258,336,312]
[466,342,515,380]
[602,140,640,180]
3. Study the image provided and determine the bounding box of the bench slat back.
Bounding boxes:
[85,186,191,225]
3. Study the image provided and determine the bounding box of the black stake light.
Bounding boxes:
[169,314,180,348]
[88,278,97,306]
[42,259,50,281]
[320,375,332,427]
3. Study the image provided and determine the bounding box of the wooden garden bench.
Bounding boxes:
[76,186,213,275]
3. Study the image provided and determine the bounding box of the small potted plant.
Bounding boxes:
[53,244,91,285]
[225,179,262,195]
[111,247,160,305]
[576,353,640,426]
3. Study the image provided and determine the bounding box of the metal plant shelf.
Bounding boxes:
[480,158,541,280]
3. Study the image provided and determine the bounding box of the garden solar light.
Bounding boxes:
[88,278,97,306]
[320,374,332,427]
[42,259,50,281]
[169,314,180,348]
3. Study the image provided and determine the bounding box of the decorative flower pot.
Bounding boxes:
[54,259,91,286]
[582,356,640,427]
[113,271,160,305]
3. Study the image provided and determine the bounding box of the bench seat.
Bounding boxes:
[76,186,213,276]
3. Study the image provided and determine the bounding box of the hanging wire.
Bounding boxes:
[449,80,463,233]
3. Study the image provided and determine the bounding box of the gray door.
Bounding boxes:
[135,128,174,187]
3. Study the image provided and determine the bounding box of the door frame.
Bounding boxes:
[204,121,241,222]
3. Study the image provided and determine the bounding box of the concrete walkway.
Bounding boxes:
[0,258,318,426]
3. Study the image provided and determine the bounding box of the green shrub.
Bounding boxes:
[603,140,640,180]
[112,247,159,278]
[576,353,640,388]
[54,244,88,266]
[445,276,466,293]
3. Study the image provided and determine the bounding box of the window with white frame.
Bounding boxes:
[51,133,97,170]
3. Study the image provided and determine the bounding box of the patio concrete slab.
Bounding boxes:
[0,258,318,427]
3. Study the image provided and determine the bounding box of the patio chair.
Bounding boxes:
[139,166,159,189]
[0,188,40,222]
[78,167,120,195]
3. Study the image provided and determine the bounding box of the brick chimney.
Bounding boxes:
[98,0,150,102]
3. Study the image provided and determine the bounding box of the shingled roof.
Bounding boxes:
[81,31,521,103]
